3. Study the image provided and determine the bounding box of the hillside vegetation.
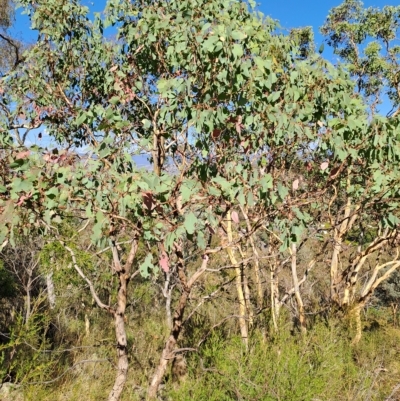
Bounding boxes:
[1,0,400,400]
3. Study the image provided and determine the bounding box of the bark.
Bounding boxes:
[242,271,253,328]
[290,243,306,334]
[349,250,400,345]
[147,295,187,399]
[162,271,173,329]
[270,265,279,332]
[239,206,263,309]
[108,239,138,401]
[108,272,129,401]
[329,176,360,305]
[330,196,352,303]
[46,272,56,310]
[147,246,209,399]
[253,254,263,310]
[151,110,163,177]
[238,244,254,328]
[226,211,248,348]
[351,304,363,345]
[85,314,90,337]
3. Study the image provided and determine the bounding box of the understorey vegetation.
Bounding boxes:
[1,0,400,400]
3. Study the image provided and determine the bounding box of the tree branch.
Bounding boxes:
[61,242,113,313]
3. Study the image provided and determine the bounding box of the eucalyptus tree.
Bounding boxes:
[318,0,400,342]
[1,0,400,399]
[321,0,400,116]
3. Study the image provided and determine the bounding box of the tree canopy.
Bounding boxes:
[1,0,400,400]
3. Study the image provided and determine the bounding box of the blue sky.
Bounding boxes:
[10,0,399,84]
[11,0,400,47]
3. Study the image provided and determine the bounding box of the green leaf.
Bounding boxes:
[387,213,399,228]
[267,91,281,103]
[231,30,247,41]
[247,191,254,206]
[232,44,243,58]
[142,119,151,129]
[237,189,246,206]
[277,183,289,200]
[9,159,26,170]
[75,113,87,126]
[184,212,198,235]
[181,180,199,203]
[197,231,206,249]
[45,187,59,200]
[12,178,32,192]
[260,174,273,191]
[291,225,304,242]
[139,254,154,278]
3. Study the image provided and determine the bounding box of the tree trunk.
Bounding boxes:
[147,249,209,399]
[330,187,356,305]
[239,207,263,310]
[46,272,56,309]
[147,292,188,399]
[351,304,363,345]
[242,271,253,328]
[226,211,248,348]
[270,265,279,332]
[106,239,138,401]
[108,273,129,401]
[238,244,254,328]
[291,243,306,334]
[162,270,173,329]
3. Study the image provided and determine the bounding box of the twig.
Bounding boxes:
[164,348,197,360]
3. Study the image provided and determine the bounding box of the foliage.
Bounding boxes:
[1,0,400,399]
[321,0,400,114]
[0,313,57,384]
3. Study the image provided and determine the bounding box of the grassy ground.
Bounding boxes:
[17,308,400,401]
